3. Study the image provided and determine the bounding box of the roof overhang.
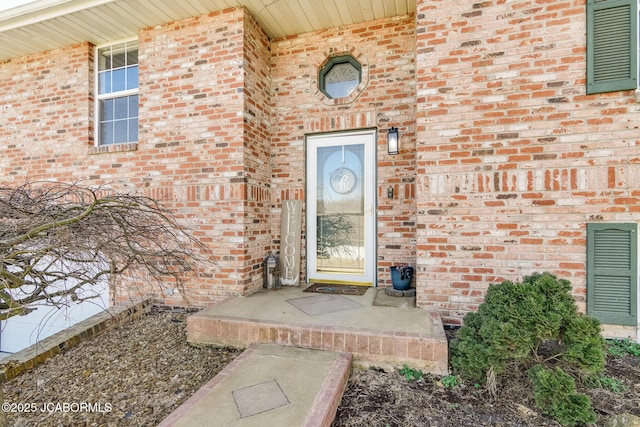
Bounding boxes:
[0,0,416,61]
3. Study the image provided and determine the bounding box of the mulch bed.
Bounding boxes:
[331,327,640,426]
[3,309,242,427]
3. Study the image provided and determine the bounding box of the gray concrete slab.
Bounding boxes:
[286,294,362,316]
[195,287,432,335]
[157,344,351,427]
[233,379,290,418]
[373,289,416,308]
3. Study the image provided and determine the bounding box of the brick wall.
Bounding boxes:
[136,8,250,304]
[270,15,417,286]
[415,0,640,323]
[241,12,273,291]
[0,43,93,179]
[3,1,633,324]
[0,8,271,307]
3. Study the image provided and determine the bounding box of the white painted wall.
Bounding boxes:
[1,282,109,353]
[0,259,110,353]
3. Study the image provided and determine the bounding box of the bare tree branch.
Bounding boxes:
[0,181,214,320]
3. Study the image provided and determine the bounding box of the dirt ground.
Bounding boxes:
[3,309,242,427]
[332,328,640,427]
[3,311,640,426]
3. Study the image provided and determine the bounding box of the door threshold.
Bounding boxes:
[308,279,373,287]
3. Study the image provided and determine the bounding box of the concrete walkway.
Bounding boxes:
[157,343,351,427]
[158,287,448,426]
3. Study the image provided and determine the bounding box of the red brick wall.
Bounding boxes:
[136,8,250,304]
[241,12,273,291]
[0,8,271,307]
[270,15,417,286]
[4,1,633,324]
[0,43,93,179]
[415,0,640,323]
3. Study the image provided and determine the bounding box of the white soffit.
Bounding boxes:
[0,0,416,61]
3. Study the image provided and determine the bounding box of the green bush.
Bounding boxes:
[451,273,605,381]
[449,272,606,426]
[529,365,596,426]
[562,315,607,374]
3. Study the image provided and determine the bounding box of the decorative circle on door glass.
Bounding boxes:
[330,167,357,194]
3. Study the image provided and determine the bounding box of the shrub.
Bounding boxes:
[450,273,605,381]
[449,272,605,426]
[529,366,596,426]
[562,315,607,375]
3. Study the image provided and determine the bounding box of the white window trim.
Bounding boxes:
[94,37,139,147]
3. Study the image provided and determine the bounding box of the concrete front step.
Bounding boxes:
[157,344,352,427]
[187,288,449,375]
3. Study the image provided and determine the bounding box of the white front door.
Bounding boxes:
[306,130,376,285]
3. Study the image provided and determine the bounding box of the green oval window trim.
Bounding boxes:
[318,55,362,99]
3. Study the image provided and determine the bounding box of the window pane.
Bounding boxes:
[129,95,138,118]
[96,40,138,146]
[127,49,138,66]
[97,47,111,71]
[112,51,126,69]
[112,69,125,92]
[325,80,359,99]
[100,121,113,145]
[100,99,114,121]
[129,118,138,142]
[127,65,138,90]
[114,97,128,120]
[114,120,128,144]
[98,71,111,94]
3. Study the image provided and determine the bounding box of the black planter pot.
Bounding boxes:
[390,266,414,291]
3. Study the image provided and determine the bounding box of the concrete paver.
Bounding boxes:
[286,294,362,316]
[157,343,351,427]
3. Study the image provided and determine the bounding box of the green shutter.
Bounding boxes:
[587,223,637,325]
[586,0,638,94]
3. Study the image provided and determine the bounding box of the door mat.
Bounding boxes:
[303,283,369,296]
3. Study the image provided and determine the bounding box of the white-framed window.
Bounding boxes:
[95,39,138,145]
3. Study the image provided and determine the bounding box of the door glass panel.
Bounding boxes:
[316,144,365,275]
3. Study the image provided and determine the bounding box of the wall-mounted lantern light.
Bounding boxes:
[387,127,399,155]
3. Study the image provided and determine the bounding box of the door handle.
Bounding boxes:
[368,205,373,216]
